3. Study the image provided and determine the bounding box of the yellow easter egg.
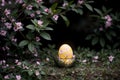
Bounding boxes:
[58,44,73,60]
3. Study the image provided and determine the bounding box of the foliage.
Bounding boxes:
[1,0,120,80]
[86,6,120,49]
[0,0,94,55]
[0,46,120,80]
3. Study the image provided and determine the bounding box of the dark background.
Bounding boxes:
[42,0,120,50]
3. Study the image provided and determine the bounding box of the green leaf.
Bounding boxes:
[106,33,112,41]
[113,43,119,48]
[92,37,98,45]
[41,71,46,75]
[87,53,93,58]
[37,75,41,79]
[31,19,38,26]
[55,9,62,14]
[60,15,70,27]
[28,43,35,52]
[40,32,51,40]
[19,40,29,47]
[50,3,58,11]
[26,25,35,30]
[85,4,93,11]
[72,9,78,13]
[78,9,83,15]
[72,8,83,15]
[86,35,93,40]
[28,70,33,76]
[33,42,42,46]
[43,22,49,28]
[110,31,116,37]
[94,8,103,16]
[26,32,34,40]
[102,6,107,12]
[45,27,53,30]
[100,38,105,47]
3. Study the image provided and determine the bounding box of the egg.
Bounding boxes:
[58,44,75,66]
[58,44,73,59]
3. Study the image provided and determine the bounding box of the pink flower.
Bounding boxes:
[13,22,22,31]
[16,75,21,80]
[36,0,42,3]
[8,1,12,4]
[1,17,6,22]
[11,18,15,22]
[104,15,112,22]
[44,8,49,13]
[108,55,114,62]
[0,30,7,36]
[30,13,35,17]
[62,2,68,7]
[5,46,10,50]
[4,9,11,16]
[105,21,112,28]
[36,36,40,42]
[4,22,12,29]
[1,0,5,6]
[0,61,2,65]
[2,47,5,51]
[36,10,41,14]
[37,20,43,26]
[16,0,23,4]
[17,62,22,66]
[53,14,59,21]
[15,59,19,63]
[11,36,17,42]
[22,64,29,69]
[2,60,6,64]
[104,15,112,28]
[4,75,10,79]
[99,27,103,31]
[26,5,33,10]
[78,0,84,5]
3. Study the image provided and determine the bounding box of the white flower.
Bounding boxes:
[36,61,40,65]
[82,59,87,63]
[46,57,50,61]
[93,56,99,60]
[35,70,40,76]
[108,55,114,62]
